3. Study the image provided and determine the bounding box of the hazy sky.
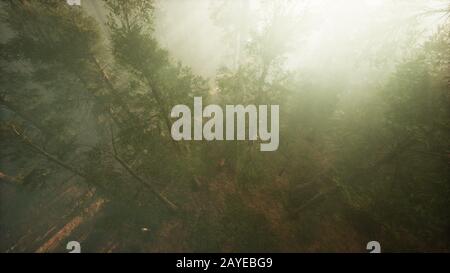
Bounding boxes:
[152,0,448,79]
[80,0,448,79]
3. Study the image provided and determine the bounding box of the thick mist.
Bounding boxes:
[1,0,448,253]
[153,0,448,80]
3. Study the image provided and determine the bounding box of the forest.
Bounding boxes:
[0,0,449,252]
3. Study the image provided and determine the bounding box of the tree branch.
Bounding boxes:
[109,125,179,212]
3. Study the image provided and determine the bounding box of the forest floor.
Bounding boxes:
[1,163,371,252]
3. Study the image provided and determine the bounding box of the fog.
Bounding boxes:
[153,0,448,80]
[1,0,448,253]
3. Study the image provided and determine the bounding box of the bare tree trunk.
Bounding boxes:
[0,171,22,185]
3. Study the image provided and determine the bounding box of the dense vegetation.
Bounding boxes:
[0,0,448,252]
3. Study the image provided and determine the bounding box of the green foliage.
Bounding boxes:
[0,1,448,252]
